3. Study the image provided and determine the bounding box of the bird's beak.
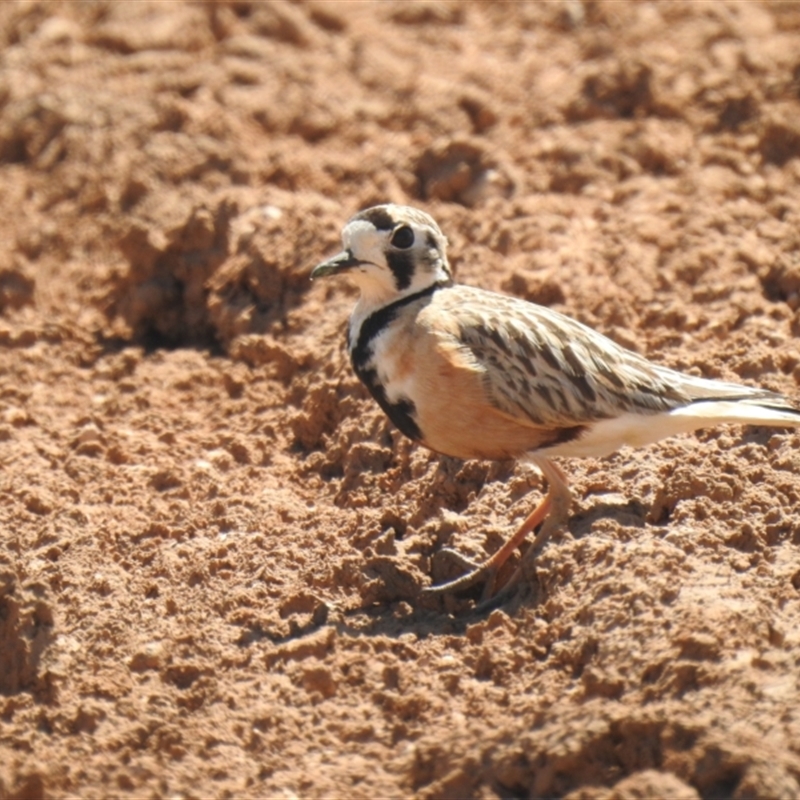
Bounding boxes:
[310,250,363,280]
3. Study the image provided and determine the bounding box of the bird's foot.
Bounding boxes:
[420,548,500,598]
[422,459,571,608]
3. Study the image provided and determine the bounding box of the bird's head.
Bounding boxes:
[311,204,452,305]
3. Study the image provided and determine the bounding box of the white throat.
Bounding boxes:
[347,262,450,350]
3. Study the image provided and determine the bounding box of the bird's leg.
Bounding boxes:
[422,458,569,599]
[477,459,571,606]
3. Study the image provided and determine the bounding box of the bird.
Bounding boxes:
[311,203,800,602]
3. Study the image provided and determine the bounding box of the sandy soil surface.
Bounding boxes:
[2,1,800,798]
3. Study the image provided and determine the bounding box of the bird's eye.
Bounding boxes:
[390,225,415,249]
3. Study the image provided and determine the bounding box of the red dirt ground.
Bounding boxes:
[2,1,800,798]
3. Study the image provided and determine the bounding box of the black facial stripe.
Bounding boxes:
[355,207,395,231]
[386,249,415,291]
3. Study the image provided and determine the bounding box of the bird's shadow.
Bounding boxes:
[566,495,649,538]
[243,495,654,651]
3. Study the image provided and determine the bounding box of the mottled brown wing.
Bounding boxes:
[442,287,691,427]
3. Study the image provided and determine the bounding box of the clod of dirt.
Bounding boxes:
[416,138,515,206]
[228,334,312,381]
[597,769,701,800]
[205,201,323,347]
[0,265,34,311]
[359,556,425,606]
[759,253,800,310]
[109,186,237,345]
[106,188,323,349]
[0,578,55,699]
[758,112,800,166]
[567,58,657,122]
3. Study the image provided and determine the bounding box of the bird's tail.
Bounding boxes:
[545,371,800,459]
[668,372,800,428]
[669,398,800,428]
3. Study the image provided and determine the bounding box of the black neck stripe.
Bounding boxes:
[351,281,448,369]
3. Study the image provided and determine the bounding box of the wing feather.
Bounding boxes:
[435,287,693,427]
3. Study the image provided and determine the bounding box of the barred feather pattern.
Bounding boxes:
[439,287,695,427]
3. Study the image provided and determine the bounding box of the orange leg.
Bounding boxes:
[422,458,571,600]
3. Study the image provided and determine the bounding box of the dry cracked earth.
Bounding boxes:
[2,1,800,798]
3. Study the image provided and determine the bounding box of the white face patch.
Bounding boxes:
[340,219,401,307]
[335,205,452,314]
[342,220,387,268]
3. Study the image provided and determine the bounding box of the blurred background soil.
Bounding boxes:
[2,1,800,798]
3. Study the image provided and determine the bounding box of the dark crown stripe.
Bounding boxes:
[354,207,396,231]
